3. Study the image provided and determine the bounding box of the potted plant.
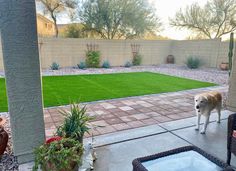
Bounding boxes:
[56,103,95,143]
[0,117,8,156]
[166,55,175,64]
[33,137,83,171]
[220,62,229,70]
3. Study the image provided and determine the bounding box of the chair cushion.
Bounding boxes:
[231,136,236,156]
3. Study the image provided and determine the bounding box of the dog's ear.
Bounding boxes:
[203,95,208,101]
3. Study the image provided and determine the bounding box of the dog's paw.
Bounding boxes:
[195,127,199,131]
[200,130,206,134]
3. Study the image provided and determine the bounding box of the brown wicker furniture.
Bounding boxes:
[132,146,234,171]
[227,113,236,165]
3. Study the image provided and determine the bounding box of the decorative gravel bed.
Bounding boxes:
[1,64,227,85]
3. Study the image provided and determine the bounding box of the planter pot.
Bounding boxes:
[220,62,229,70]
[0,126,9,155]
[43,161,78,171]
[166,55,175,64]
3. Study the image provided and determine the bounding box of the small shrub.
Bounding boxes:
[86,50,100,68]
[64,24,88,38]
[102,60,110,68]
[132,53,142,66]
[186,57,200,69]
[50,62,60,70]
[33,138,83,171]
[57,103,95,143]
[124,61,132,67]
[77,62,87,69]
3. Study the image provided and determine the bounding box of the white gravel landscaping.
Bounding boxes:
[0,64,228,85]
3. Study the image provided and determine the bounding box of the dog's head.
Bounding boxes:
[194,94,208,112]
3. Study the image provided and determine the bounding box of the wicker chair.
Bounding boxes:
[227,113,236,165]
[133,146,234,171]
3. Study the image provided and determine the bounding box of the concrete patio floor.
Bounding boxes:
[44,85,228,139]
[5,84,233,171]
[19,111,236,171]
[91,112,236,171]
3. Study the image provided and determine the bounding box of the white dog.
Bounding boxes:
[194,91,222,134]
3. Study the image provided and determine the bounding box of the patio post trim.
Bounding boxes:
[0,0,45,163]
[227,33,236,112]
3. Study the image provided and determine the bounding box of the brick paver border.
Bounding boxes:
[43,86,228,138]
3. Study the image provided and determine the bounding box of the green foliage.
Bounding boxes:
[33,138,83,171]
[50,62,60,70]
[170,0,236,39]
[79,0,161,39]
[228,32,234,75]
[86,50,100,68]
[78,62,87,69]
[64,24,88,38]
[102,60,110,68]
[124,61,132,67]
[132,53,142,66]
[186,57,200,69]
[57,103,94,142]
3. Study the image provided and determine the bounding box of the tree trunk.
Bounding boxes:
[54,21,59,37]
[0,0,45,163]
[51,14,58,37]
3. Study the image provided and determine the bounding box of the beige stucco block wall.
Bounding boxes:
[0,38,232,70]
[170,39,222,67]
[38,38,172,68]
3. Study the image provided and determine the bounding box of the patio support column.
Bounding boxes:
[0,0,45,163]
[227,36,236,112]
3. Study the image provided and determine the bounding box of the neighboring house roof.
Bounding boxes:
[37,14,54,24]
[57,23,84,29]
[57,24,69,29]
[37,13,55,37]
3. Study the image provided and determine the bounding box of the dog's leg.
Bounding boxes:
[216,105,221,123]
[200,114,210,134]
[195,112,201,131]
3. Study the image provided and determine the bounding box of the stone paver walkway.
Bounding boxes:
[44,85,228,139]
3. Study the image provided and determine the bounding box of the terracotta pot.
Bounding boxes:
[220,62,229,70]
[0,126,9,155]
[44,161,78,171]
[166,55,175,64]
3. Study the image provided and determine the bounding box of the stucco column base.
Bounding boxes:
[0,0,45,163]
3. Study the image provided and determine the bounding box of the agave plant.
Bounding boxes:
[57,103,94,143]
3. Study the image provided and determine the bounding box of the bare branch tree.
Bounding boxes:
[170,0,236,39]
[37,0,78,37]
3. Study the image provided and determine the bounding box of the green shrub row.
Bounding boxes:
[50,55,202,70]
[49,51,144,70]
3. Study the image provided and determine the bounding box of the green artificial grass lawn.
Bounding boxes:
[0,72,216,112]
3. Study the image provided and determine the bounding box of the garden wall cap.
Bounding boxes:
[0,117,6,126]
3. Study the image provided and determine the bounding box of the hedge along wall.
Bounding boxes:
[0,38,232,70]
